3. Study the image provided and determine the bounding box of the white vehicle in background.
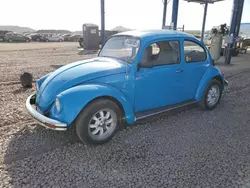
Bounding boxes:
[203,35,212,46]
[41,33,63,42]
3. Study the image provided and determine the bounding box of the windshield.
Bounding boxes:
[98,36,140,64]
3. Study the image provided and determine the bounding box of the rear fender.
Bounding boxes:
[195,66,224,102]
[51,84,135,126]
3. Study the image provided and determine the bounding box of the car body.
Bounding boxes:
[0,30,13,42]
[61,33,72,41]
[29,33,43,41]
[40,33,63,42]
[4,32,31,42]
[69,34,82,42]
[26,30,228,144]
[61,33,81,42]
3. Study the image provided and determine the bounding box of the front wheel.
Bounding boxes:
[75,99,122,144]
[199,79,222,110]
[79,41,84,48]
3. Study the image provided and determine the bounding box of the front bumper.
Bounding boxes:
[26,94,68,131]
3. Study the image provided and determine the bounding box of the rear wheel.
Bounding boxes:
[75,99,122,144]
[199,79,222,110]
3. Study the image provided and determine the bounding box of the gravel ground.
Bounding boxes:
[1,43,250,188]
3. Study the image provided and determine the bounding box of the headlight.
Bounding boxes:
[55,98,61,112]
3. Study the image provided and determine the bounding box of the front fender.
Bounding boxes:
[195,66,224,102]
[36,72,51,90]
[50,84,135,126]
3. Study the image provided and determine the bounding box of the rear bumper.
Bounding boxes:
[26,94,68,131]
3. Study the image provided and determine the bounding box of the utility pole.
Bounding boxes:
[100,0,105,47]
[225,0,245,64]
[171,0,179,30]
[201,3,208,42]
[162,0,168,29]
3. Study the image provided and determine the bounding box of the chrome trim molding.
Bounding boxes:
[26,94,68,131]
[224,79,228,87]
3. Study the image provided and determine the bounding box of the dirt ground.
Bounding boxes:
[1,42,250,187]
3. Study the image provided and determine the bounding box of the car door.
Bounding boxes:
[18,34,25,42]
[13,34,19,41]
[52,34,59,41]
[47,34,52,41]
[181,39,210,100]
[134,39,186,112]
[51,34,55,41]
[16,34,22,41]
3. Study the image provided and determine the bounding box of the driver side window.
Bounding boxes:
[184,40,206,63]
[141,40,180,66]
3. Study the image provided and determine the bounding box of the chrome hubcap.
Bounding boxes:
[88,109,117,141]
[207,85,220,107]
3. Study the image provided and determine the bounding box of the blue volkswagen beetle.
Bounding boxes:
[26,30,228,144]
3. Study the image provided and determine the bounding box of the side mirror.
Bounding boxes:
[137,61,153,71]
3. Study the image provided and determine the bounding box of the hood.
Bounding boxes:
[37,57,128,111]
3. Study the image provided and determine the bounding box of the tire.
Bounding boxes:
[8,39,12,43]
[36,38,40,42]
[199,79,222,110]
[46,39,49,42]
[75,99,122,145]
[79,41,84,48]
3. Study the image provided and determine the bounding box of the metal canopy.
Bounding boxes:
[182,0,225,42]
[184,0,224,4]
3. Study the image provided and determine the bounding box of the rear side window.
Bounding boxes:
[184,40,206,63]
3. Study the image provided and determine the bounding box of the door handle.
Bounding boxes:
[176,69,184,73]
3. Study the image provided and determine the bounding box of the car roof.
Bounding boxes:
[115,29,195,40]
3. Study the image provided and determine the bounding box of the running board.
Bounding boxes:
[135,100,197,120]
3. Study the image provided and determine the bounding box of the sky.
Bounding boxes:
[0,0,249,31]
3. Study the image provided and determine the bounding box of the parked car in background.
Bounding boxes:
[69,34,82,42]
[4,32,31,42]
[78,37,84,47]
[29,33,43,41]
[0,30,12,42]
[62,33,82,42]
[40,33,63,42]
[61,33,72,41]
[26,30,228,145]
